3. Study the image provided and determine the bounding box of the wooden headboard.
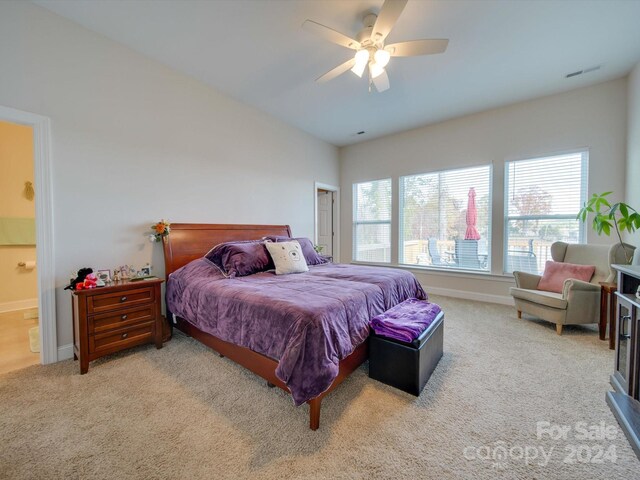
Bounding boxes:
[162,223,292,278]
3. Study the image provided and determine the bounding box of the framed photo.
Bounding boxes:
[120,265,130,279]
[140,266,151,276]
[96,269,111,283]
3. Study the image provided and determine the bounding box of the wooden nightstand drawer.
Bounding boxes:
[87,287,154,314]
[90,322,154,354]
[89,306,155,334]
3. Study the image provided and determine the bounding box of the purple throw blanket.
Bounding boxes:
[166,259,426,406]
[370,299,442,343]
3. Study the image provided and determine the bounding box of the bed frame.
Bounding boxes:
[162,223,368,430]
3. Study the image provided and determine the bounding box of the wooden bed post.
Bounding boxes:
[308,397,321,431]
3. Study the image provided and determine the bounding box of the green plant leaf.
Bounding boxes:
[620,203,629,218]
[618,217,629,232]
[578,191,638,237]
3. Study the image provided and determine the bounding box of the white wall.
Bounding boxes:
[340,78,628,302]
[0,2,338,348]
[626,62,640,251]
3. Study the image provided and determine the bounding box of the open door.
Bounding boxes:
[315,183,339,261]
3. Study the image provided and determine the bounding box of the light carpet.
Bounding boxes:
[1,296,638,479]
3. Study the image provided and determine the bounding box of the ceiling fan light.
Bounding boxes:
[354,49,370,64]
[351,49,370,78]
[374,49,391,68]
[369,62,385,79]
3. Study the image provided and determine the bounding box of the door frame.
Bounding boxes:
[0,105,57,364]
[314,182,339,262]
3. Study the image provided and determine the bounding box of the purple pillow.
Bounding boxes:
[263,236,328,266]
[204,240,273,277]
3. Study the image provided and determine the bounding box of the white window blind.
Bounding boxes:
[504,151,588,274]
[353,179,392,263]
[399,165,492,271]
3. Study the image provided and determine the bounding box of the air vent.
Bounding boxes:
[565,65,601,78]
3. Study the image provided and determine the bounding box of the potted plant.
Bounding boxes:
[577,192,640,263]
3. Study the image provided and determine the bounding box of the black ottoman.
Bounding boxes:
[369,311,444,396]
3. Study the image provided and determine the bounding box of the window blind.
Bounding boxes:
[353,179,392,263]
[399,165,492,271]
[504,151,588,273]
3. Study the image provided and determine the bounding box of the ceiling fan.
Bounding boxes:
[302,0,448,92]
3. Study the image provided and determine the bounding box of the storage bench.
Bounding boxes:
[369,310,444,396]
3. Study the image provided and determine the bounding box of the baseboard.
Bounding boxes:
[57,343,74,361]
[0,298,38,313]
[425,286,514,306]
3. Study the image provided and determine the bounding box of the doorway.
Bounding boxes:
[0,120,39,373]
[0,105,56,367]
[315,182,339,261]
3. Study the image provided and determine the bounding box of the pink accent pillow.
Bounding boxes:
[537,261,596,293]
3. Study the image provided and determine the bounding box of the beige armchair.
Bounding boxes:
[510,242,635,335]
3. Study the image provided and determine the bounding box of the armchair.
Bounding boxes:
[510,242,635,335]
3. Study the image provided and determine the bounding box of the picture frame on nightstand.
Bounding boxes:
[96,269,111,284]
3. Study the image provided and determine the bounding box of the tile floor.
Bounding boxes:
[0,309,39,375]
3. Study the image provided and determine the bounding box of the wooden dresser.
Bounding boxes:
[72,278,163,374]
[607,264,640,459]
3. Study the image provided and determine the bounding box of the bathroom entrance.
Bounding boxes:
[0,120,39,374]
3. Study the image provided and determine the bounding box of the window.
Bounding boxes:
[504,151,588,274]
[399,165,492,272]
[353,179,392,263]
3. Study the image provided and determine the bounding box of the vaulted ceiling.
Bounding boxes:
[36,0,640,146]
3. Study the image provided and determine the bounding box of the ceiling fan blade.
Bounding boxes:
[372,70,390,92]
[371,0,408,43]
[386,39,449,57]
[316,58,357,83]
[303,20,361,50]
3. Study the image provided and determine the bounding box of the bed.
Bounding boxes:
[162,223,426,430]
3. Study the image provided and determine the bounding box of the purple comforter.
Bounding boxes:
[166,259,427,405]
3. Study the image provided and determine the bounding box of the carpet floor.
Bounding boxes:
[1,296,638,479]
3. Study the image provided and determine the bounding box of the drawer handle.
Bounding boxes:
[121,314,127,321]
[121,333,128,339]
[120,296,127,302]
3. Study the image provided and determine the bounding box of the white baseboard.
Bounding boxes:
[57,344,74,361]
[0,298,38,313]
[426,286,514,306]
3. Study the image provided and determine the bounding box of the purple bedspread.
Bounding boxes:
[370,298,442,343]
[166,259,427,406]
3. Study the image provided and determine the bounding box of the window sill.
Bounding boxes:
[349,261,516,283]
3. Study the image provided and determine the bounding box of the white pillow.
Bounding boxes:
[265,240,309,275]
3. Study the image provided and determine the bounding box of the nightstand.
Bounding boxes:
[72,278,163,374]
[599,281,617,350]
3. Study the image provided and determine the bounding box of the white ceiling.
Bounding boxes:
[35,0,640,147]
